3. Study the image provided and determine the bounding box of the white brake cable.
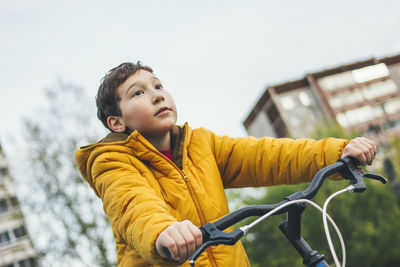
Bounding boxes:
[240,198,346,267]
[322,185,355,267]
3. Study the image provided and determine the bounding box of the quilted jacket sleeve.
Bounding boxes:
[209,132,349,188]
[91,151,178,265]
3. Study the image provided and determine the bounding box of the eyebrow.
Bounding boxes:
[125,76,160,96]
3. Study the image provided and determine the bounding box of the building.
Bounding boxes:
[243,54,400,143]
[0,143,38,267]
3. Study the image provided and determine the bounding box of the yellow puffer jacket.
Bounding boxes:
[75,123,348,267]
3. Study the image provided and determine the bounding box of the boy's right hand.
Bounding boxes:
[156,220,203,263]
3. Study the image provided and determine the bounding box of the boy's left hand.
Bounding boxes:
[341,137,377,166]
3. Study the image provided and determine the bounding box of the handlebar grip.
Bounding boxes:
[189,224,244,266]
[199,227,206,242]
[162,246,173,261]
[346,156,361,167]
[161,226,205,263]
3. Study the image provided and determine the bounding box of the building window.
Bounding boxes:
[384,98,400,114]
[336,105,381,127]
[329,89,364,108]
[319,64,390,91]
[18,257,37,267]
[318,71,355,91]
[10,196,19,207]
[298,91,312,106]
[0,167,8,176]
[13,226,27,239]
[0,231,11,245]
[362,79,397,100]
[352,63,389,83]
[365,125,381,136]
[384,119,400,131]
[280,96,296,110]
[0,199,8,214]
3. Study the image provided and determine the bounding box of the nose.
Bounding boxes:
[151,90,165,105]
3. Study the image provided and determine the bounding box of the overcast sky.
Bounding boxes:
[1,1,399,265]
[1,0,400,151]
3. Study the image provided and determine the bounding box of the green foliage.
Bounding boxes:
[232,120,400,266]
[239,180,400,267]
[20,82,116,266]
[310,118,359,140]
[390,137,400,177]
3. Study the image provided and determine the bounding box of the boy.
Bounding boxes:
[75,62,377,267]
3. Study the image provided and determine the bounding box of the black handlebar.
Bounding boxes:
[187,157,387,265]
[212,157,356,231]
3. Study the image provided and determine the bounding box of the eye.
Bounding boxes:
[133,90,144,97]
[155,84,163,90]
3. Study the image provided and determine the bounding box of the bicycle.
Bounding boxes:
[181,156,387,267]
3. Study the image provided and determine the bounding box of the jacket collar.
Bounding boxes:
[96,124,187,169]
[170,125,185,169]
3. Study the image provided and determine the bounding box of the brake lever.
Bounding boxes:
[188,223,244,266]
[338,157,388,192]
[362,173,388,184]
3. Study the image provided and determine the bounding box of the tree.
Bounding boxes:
[17,81,116,266]
[236,120,400,266]
[384,137,400,206]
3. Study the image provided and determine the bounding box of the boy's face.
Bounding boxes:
[110,70,177,137]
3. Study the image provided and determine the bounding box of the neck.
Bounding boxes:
[144,131,171,151]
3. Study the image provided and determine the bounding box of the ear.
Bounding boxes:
[107,116,127,133]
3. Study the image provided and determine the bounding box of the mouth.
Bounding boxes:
[155,106,171,116]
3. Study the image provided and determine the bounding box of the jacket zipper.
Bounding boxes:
[138,135,218,266]
[181,170,217,267]
[156,157,218,266]
[181,170,206,223]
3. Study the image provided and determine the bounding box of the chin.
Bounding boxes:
[164,117,177,128]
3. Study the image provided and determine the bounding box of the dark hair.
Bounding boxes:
[96,62,153,130]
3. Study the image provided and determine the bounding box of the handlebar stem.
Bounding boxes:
[279,220,327,267]
[286,203,306,240]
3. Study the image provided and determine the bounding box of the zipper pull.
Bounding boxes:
[182,170,188,181]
